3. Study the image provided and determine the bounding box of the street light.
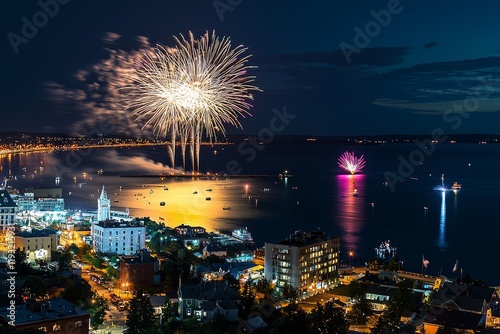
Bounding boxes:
[349,251,353,268]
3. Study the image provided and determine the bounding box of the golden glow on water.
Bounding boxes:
[93,178,263,232]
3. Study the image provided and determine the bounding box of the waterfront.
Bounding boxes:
[2,143,500,284]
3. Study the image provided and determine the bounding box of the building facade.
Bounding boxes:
[119,249,159,293]
[264,230,340,296]
[15,229,60,263]
[11,192,65,212]
[0,190,16,232]
[92,221,145,255]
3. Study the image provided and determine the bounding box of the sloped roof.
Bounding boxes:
[424,308,485,331]
[179,281,241,301]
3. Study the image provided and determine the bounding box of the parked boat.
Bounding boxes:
[232,228,254,243]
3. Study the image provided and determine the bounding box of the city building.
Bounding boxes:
[15,229,60,263]
[91,186,145,255]
[92,220,145,255]
[0,190,16,232]
[10,192,35,211]
[11,191,64,212]
[178,281,241,322]
[119,249,160,293]
[264,230,340,296]
[0,298,90,333]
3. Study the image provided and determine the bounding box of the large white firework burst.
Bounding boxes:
[338,151,366,175]
[125,31,260,171]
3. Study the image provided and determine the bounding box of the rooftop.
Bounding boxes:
[269,230,339,247]
[15,228,59,238]
[0,298,89,326]
[94,220,144,228]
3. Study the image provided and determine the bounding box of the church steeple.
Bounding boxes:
[97,185,111,222]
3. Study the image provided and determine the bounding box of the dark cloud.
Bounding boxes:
[256,47,411,68]
[423,42,439,48]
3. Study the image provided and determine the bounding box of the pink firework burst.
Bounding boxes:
[338,151,366,174]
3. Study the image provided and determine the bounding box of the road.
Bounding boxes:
[82,266,129,332]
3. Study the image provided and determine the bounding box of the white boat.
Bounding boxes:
[451,182,462,191]
[232,228,254,243]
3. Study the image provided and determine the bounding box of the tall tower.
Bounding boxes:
[97,185,111,222]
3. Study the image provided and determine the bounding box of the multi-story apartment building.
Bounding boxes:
[264,230,340,296]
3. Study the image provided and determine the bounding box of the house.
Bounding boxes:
[423,307,486,334]
[365,285,396,311]
[178,281,241,322]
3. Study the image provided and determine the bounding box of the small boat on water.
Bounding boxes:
[263,188,271,192]
[193,191,198,194]
[451,182,462,191]
[206,188,213,192]
[223,206,231,210]
[160,202,166,206]
[353,189,359,196]
[206,197,211,201]
[164,186,168,190]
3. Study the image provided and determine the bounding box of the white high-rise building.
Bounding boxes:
[97,185,111,222]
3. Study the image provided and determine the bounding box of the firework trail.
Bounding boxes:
[338,151,366,174]
[126,31,260,171]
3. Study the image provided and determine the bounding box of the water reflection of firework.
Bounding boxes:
[125,31,261,171]
[338,151,365,174]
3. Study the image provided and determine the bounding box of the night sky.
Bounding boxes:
[2,0,500,136]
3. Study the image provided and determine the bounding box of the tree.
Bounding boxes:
[62,277,108,328]
[89,293,109,329]
[279,282,298,302]
[270,303,312,334]
[126,290,155,334]
[347,280,366,302]
[14,248,32,275]
[255,277,274,300]
[223,272,240,292]
[310,301,350,334]
[240,280,256,318]
[23,276,48,299]
[370,279,416,334]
